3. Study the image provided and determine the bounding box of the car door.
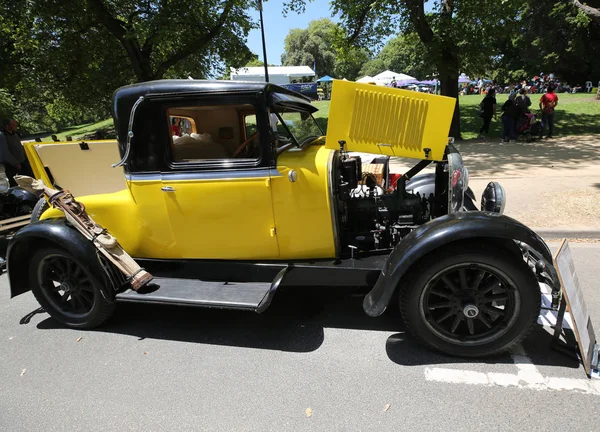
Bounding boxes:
[159,94,280,260]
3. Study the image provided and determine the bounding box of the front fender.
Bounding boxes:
[363,211,553,317]
[7,219,110,298]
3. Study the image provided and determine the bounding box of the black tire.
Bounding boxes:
[29,246,116,329]
[400,244,540,357]
[30,197,49,223]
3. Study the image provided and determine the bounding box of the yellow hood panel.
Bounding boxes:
[324,80,456,161]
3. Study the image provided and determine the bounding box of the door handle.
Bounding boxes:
[161,186,176,192]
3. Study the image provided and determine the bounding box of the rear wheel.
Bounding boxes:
[400,244,540,357]
[30,246,115,328]
[30,197,49,222]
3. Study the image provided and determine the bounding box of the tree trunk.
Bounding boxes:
[439,72,461,139]
[596,86,600,100]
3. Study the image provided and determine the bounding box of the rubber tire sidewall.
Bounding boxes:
[30,197,49,223]
[400,244,540,358]
[29,246,116,329]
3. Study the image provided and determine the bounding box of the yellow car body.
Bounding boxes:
[28,80,455,262]
[11,79,560,360]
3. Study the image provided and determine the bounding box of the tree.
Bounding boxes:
[359,33,436,79]
[286,0,521,138]
[569,0,600,99]
[281,18,367,80]
[0,0,257,132]
[488,0,600,87]
[282,19,338,77]
[573,0,600,23]
[244,55,276,67]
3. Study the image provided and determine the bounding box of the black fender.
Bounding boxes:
[406,173,477,209]
[363,211,553,317]
[7,186,39,207]
[7,219,112,298]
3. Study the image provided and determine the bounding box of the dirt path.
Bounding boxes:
[389,134,600,230]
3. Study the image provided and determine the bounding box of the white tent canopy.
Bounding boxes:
[373,70,416,82]
[356,75,375,83]
[229,66,315,85]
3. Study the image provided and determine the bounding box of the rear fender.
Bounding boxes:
[363,211,555,317]
[7,219,112,298]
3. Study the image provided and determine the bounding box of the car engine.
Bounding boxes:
[334,151,434,253]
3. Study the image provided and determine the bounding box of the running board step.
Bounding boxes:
[115,267,287,313]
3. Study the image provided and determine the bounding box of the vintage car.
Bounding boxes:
[7,79,560,358]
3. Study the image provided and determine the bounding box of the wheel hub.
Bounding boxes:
[462,304,479,319]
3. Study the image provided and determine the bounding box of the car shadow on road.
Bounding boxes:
[33,290,580,369]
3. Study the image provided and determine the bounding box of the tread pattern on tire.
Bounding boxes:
[30,246,116,329]
[30,197,49,223]
[399,242,540,357]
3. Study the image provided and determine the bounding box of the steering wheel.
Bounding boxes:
[233,132,258,158]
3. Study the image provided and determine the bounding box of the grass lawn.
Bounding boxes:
[47,93,598,142]
[39,118,114,141]
[458,93,600,140]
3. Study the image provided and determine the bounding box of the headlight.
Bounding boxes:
[447,150,465,213]
[481,181,506,214]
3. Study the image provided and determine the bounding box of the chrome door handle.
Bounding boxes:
[161,186,176,192]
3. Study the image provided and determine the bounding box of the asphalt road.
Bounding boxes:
[1,243,600,431]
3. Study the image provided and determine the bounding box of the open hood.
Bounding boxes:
[324,80,456,161]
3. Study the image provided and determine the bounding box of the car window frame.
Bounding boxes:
[158,92,273,172]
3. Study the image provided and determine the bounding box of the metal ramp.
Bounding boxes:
[116,268,287,313]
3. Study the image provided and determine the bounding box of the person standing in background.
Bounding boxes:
[477,89,497,140]
[539,84,559,139]
[0,118,34,186]
[501,93,518,143]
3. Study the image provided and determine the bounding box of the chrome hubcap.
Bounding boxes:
[463,304,479,319]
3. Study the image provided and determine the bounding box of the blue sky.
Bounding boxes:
[246,0,339,65]
[246,1,435,66]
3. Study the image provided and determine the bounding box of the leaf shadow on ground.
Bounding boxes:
[454,132,600,176]
[33,289,579,369]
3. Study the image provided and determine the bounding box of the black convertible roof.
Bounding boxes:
[112,79,314,142]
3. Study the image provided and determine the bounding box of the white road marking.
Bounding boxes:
[424,345,600,395]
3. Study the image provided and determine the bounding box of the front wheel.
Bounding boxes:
[30,246,116,328]
[400,244,540,357]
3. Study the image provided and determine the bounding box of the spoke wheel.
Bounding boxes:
[420,264,520,346]
[37,254,96,318]
[400,244,540,357]
[30,246,116,329]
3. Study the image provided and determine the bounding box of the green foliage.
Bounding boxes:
[244,55,276,67]
[0,89,14,120]
[490,0,600,85]
[359,33,436,79]
[281,18,368,80]
[0,0,257,133]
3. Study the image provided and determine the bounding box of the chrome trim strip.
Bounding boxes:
[113,95,144,168]
[126,168,281,182]
[327,150,341,258]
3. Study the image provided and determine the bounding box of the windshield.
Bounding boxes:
[273,109,324,147]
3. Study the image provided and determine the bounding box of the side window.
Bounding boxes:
[166,103,261,163]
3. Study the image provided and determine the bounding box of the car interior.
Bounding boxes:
[167,104,260,162]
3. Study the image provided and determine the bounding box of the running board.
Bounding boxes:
[115,267,287,313]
